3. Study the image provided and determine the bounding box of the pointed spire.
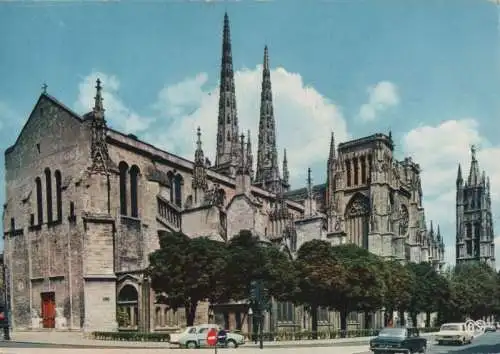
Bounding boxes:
[456,163,463,186]
[42,83,48,94]
[93,78,105,119]
[437,224,441,242]
[246,129,254,179]
[468,145,481,185]
[329,132,336,161]
[214,12,240,176]
[88,78,109,174]
[430,221,434,239]
[307,167,313,199]
[194,126,205,165]
[193,127,208,193]
[283,148,289,188]
[255,45,281,193]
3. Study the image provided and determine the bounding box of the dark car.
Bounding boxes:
[0,304,10,340]
[370,327,427,354]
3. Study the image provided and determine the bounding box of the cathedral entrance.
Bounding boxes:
[41,292,56,329]
[345,193,370,249]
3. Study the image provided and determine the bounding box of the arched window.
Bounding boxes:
[119,162,129,216]
[55,170,62,221]
[346,160,352,187]
[345,192,370,248]
[45,168,53,223]
[174,174,184,207]
[167,171,174,203]
[35,177,43,225]
[130,165,140,218]
[117,284,139,329]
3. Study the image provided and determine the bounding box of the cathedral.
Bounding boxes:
[455,146,496,268]
[2,13,444,333]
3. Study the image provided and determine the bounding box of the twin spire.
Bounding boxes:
[213,12,289,193]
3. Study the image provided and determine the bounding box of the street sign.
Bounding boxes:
[206,328,218,346]
[217,329,227,344]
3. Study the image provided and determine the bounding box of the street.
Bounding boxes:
[354,331,500,354]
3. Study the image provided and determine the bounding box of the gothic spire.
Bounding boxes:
[468,145,481,186]
[193,127,208,192]
[194,126,205,165]
[93,78,105,120]
[328,132,336,161]
[246,130,254,179]
[89,78,109,174]
[255,45,280,193]
[214,12,240,176]
[283,148,289,188]
[307,167,313,199]
[456,163,463,186]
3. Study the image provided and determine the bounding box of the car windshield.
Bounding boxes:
[441,324,462,331]
[379,328,406,337]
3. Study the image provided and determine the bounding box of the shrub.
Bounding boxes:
[92,331,170,342]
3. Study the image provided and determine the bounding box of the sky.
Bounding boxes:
[0,0,499,267]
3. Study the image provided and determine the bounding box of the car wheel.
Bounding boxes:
[419,345,427,353]
[461,337,466,345]
[186,341,197,349]
[226,339,237,348]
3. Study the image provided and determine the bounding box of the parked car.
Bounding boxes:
[369,327,427,353]
[435,323,473,345]
[485,323,497,332]
[169,324,245,349]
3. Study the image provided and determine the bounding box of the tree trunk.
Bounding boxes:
[185,300,198,327]
[398,310,405,326]
[311,304,318,340]
[340,309,348,338]
[384,309,394,327]
[364,311,372,329]
[410,312,418,327]
[425,311,431,328]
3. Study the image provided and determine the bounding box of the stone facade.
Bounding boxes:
[456,146,496,268]
[2,13,445,333]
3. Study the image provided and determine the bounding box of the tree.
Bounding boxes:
[295,240,347,338]
[224,230,267,302]
[450,261,497,320]
[147,231,228,326]
[382,259,415,326]
[406,262,450,327]
[260,245,297,302]
[330,244,386,333]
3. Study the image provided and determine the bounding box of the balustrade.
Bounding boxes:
[157,196,181,229]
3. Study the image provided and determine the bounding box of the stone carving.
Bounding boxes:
[347,195,370,217]
[399,205,409,235]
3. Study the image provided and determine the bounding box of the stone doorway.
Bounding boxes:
[41,292,56,329]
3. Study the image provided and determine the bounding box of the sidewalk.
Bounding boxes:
[9,330,439,349]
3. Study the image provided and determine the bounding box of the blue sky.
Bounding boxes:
[1,0,499,266]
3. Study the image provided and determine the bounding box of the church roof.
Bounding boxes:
[285,183,326,202]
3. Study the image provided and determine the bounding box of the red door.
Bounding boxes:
[41,292,55,329]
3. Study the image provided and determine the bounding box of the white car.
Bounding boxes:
[435,323,473,345]
[169,324,246,349]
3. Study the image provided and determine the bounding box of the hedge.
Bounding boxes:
[92,331,170,342]
[91,327,439,342]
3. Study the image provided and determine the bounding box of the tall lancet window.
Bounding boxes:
[130,165,140,218]
[45,168,53,223]
[35,177,43,225]
[119,161,129,216]
[55,170,62,221]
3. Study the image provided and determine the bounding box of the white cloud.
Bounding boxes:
[402,119,500,267]
[359,81,399,122]
[75,72,154,134]
[149,65,350,181]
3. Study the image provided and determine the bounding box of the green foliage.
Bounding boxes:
[145,229,500,332]
[92,331,171,342]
